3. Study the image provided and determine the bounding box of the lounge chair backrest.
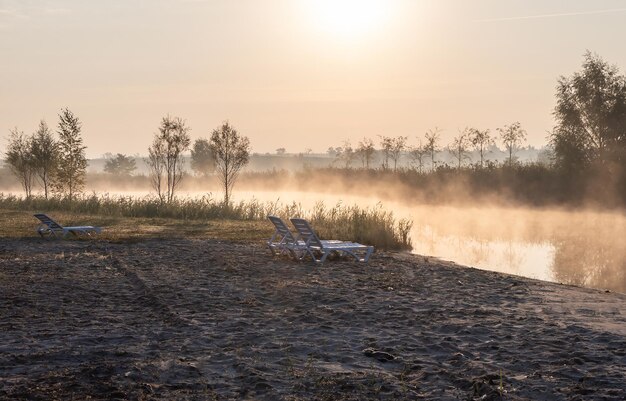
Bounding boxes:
[290,218,324,248]
[268,215,298,244]
[34,213,64,231]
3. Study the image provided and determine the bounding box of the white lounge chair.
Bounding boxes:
[34,213,102,239]
[267,215,304,258]
[267,216,342,259]
[290,218,374,263]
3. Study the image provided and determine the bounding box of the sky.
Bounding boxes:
[1,0,626,158]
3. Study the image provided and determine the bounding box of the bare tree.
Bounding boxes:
[190,138,216,176]
[30,120,58,199]
[5,127,35,197]
[356,137,375,169]
[469,127,493,168]
[498,122,527,166]
[148,139,165,202]
[424,127,442,171]
[389,136,407,171]
[147,115,191,203]
[209,121,250,204]
[379,135,393,169]
[447,128,471,169]
[55,108,87,200]
[336,140,355,168]
[408,140,428,173]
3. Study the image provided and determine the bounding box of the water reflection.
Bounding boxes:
[410,206,626,293]
[552,231,626,292]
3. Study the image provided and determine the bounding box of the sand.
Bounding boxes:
[1,238,625,400]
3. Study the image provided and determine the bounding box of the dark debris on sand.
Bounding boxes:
[1,238,625,400]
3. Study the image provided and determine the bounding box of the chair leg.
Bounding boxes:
[318,251,330,264]
[363,247,374,262]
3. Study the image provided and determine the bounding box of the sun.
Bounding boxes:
[304,0,390,41]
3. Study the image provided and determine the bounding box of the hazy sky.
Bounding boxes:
[2,0,626,157]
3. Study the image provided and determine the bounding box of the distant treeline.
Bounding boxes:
[3,52,626,209]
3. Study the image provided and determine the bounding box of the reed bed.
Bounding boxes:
[0,193,412,250]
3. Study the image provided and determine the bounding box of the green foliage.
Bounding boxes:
[30,120,59,199]
[4,127,35,197]
[55,108,87,200]
[190,138,216,176]
[551,51,626,171]
[104,153,137,176]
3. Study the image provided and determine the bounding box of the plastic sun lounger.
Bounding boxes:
[289,218,374,264]
[267,216,342,259]
[34,213,102,239]
[267,215,305,258]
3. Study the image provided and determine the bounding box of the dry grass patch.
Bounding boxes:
[0,209,272,243]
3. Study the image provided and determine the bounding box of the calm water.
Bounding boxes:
[234,190,626,293]
[407,205,626,293]
[14,188,626,293]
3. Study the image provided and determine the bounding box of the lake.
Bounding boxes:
[8,188,626,293]
[234,190,626,293]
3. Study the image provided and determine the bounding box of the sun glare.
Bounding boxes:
[304,0,390,41]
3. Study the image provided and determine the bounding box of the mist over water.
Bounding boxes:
[245,191,625,293]
[5,178,625,293]
[72,187,625,294]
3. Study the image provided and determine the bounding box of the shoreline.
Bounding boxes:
[1,237,625,400]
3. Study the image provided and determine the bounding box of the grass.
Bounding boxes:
[0,209,271,243]
[0,193,413,250]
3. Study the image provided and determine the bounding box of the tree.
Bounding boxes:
[356,137,376,169]
[469,127,493,168]
[55,108,87,200]
[147,115,191,203]
[498,122,527,166]
[408,141,428,173]
[190,138,216,176]
[424,128,442,171]
[551,52,626,171]
[378,136,393,170]
[326,147,340,157]
[148,140,165,202]
[275,147,286,155]
[104,153,137,176]
[5,128,35,197]
[447,128,471,169]
[30,120,58,198]
[209,121,250,204]
[389,136,407,171]
[335,140,355,168]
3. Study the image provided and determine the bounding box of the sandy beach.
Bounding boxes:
[1,237,625,400]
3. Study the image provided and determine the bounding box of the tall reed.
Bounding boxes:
[0,193,412,250]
